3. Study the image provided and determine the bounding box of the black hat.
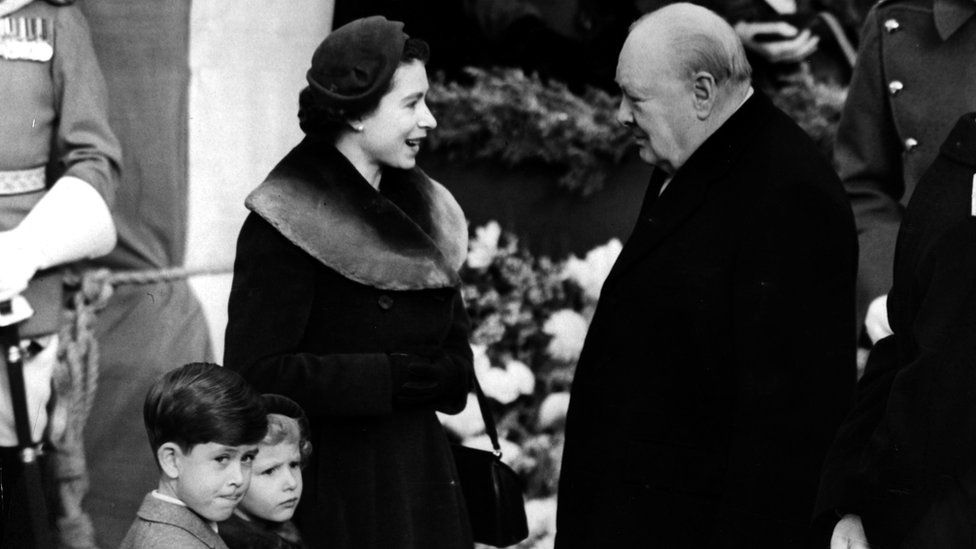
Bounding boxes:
[261,394,310,441]
[306,16,408,113]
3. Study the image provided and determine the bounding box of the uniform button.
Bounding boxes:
[377,295,394,310]
[904,137,919,152]
[888,80,904,96]
[884,18,900,33]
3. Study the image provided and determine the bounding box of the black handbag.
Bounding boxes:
[451,377,529,547]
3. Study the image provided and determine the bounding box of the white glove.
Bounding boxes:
[865,294,893,344]
[0,231,42,302]
[0,176,115,301]
[830,514,871,548]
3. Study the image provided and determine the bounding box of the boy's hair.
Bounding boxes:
[263,413,314,465]
[143,362,267,461]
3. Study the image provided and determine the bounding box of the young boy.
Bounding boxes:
[219,394,312,549]
[119,362,267,549]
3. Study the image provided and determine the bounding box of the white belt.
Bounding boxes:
[0,166,46,196]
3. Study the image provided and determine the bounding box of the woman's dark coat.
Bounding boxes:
[816,113,976,548]
[224,138,474,549]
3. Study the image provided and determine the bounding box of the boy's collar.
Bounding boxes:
[150,489,220,534]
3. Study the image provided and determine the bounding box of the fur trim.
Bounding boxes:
[246,139,468,291]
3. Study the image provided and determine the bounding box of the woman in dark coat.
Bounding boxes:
[224,16,473,549]
[817,113,976,548]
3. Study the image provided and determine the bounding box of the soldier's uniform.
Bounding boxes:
[837,0,976,323]
[0,0,119,543]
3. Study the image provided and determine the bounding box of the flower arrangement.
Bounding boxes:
[426,68,846,196]
[442,221,622,548]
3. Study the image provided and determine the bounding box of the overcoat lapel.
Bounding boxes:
[605,92,768,289]
[245,137,467,291]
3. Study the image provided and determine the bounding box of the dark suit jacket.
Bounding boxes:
[555,91,858,548]
[816,113,976,548]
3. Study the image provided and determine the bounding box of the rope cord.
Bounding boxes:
[49,264,231,548]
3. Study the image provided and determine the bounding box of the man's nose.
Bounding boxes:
[616,99,633,127]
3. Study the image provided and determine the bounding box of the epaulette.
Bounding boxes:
[0,16,53,62]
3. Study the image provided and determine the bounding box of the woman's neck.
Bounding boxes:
[334,136,382,189]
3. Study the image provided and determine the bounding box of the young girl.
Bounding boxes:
[219,394,312,549]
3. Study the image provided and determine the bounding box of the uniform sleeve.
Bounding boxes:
[50,5,121,206]
[834,9,904,315]
[224,214,398,418]
[711,179,859,542]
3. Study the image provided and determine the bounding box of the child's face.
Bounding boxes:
[173,442,259,522]
[238,441,303,522]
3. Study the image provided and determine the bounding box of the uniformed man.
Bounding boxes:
[0,0,120,543]
[837,0,976,345]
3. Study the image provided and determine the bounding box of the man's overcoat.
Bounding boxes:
[555,92,858,548]
[224,139,473,549]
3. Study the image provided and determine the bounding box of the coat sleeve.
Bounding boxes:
[711,179,858,543]
[50,5,121,205]
[834,9,904,319]
[432,293,474,415]
[224,214,398,418]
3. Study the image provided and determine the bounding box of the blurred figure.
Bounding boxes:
[556,4,857,547]
[0,0,119,545]
[818,113,976,549]
[836,0,976,344]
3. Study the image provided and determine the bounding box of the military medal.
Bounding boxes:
[0,16,53,62]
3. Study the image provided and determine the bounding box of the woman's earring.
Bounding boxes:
[353,124,364,132]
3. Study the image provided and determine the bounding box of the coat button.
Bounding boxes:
[904,137,919,152]
[888,80,904,96]
[377,295,394,310]
[884,18,900,33]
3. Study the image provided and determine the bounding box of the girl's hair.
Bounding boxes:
[263,413,313,465]
[297,37,431,141]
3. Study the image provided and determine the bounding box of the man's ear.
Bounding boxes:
[158,443,183,479]
[691,71,718,120]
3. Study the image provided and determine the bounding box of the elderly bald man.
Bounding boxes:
[555,4,858,547]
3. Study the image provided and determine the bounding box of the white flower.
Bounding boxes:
[461,434,521,467]
[437,393,485,439]
[524,498,558,538]
[542,309,588,362]
[537,392,571,430]
[477,358,536,405]
[467,220,502,269]
[471,343,491,375]
[561,238,623,300]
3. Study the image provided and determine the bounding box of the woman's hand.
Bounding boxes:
[390,352,466,407]
[831,514,871,549]
[734,21,819,63]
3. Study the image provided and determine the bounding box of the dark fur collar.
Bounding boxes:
[245,138,467,291]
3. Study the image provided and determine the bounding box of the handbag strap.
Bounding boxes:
[470,373,503,457]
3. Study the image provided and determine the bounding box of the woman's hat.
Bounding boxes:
[306,16,408,113]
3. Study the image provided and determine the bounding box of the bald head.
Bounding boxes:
[614,2,753,172]
[626,3,751,90]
